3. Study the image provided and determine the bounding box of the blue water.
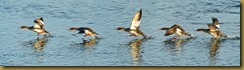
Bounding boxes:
[0,0,240,66]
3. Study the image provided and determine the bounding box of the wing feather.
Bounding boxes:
[130,9,142,30]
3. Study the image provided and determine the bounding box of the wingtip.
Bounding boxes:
[211,17,218,22]
[40,17,43,21]
[211,17,217,19]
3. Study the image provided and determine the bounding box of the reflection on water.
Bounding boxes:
[128,39,146,66]
[21,37,48,50]
[20,37,48,63]
[69,38,100,55]
[209,38,220,66]
[164,38,190,52]
[1,0,239,66]
[33,49,45,62]
[209,39,220,57]
[34,38,48,50]
[70,38,99,47]
[82,38,98,47]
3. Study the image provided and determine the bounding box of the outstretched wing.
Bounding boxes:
[174,25,186,36]
[165,25,176,36]
[33,17,44,28]
[77,27,90,34]
[130,9,142,30]
[77,27,98,35]
[173,24,186,32]
[164,24,186,36]
[212,17,219,28]
[33,23,42,28]
[208,24,223,37]
[207,24,218,32]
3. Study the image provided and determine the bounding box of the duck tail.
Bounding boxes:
[44,31,51,38]
[95,35,102,39]
[70,27,78,30]
[143,34,150,39]
[221,33,227,38]
[159,28,169,30]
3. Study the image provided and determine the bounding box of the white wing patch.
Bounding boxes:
[215,24,219,28]
[84,30,91,34]
[130,21,140,30]
[130,30,138,36]
[34,23,41,28]
[33,28,43,33]
[40,21,45,25]
[130,10,141,30]
[176,28,182,35]
[210,32,218,37]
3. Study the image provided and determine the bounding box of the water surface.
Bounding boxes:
[0,0,240,66]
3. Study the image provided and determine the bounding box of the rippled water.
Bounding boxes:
[0,0,240,66]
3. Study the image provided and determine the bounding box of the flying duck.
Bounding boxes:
[159,24,192,39]
[69,27,101,39]
[196,18,227,39]
[117,9,148,38]
[196,24,227,39]
[20,17,50,37]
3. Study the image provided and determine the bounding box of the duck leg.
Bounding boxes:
[173,36,179,39]
[84,34,90,37]
[37,34,40,40]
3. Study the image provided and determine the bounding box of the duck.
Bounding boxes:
[117,9,148,38]
[69,27,101,39]
[196,18,226,39]
[196,24,227,39]
[20,17,50,37]
[159,24,192,39]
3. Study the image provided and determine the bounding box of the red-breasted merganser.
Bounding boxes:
[159,24,192,39]
[196,18,227,39]
[117,9,148,38]
[20,17,50,37]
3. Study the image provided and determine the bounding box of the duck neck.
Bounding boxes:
[21,26,30,29]
[117,27,126,31]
